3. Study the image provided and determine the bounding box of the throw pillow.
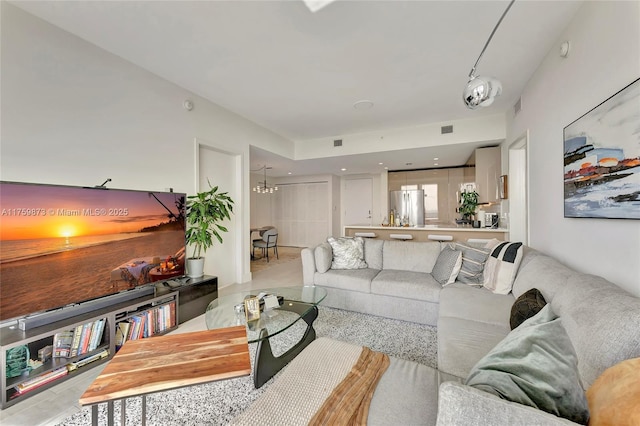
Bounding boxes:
[586,357,640,426]
[484,238,502,250]
[510,288,546,330]
[465,305,589,424]
[431,246,463,286]
[453,243,491,285]
[483,241,524,294]
[327,237,368,270]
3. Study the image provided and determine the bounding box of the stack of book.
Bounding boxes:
[115,301,176,350]
[13,367,68,396]
[53,318,106,359]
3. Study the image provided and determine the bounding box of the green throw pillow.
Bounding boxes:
[466,305,589,424]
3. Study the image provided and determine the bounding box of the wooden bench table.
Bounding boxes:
[79,326,250,425]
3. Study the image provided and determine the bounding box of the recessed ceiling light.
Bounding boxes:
[433,157,439,161]
[353,100,374,110]
[341,168,347,171]
[378,162,383,165]
[434,163,439,166]
[287,171,292,175]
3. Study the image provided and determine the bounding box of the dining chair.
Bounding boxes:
[252,228,279,262]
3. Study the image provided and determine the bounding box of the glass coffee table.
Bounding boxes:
[205,286,326,388]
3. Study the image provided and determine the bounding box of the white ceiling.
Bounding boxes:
[12,0,582,177]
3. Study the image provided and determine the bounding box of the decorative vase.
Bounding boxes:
[186,257,205,278]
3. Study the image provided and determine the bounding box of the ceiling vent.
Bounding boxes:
[514,97,522,115]
[333,139,343,147]
[441,125,453,134]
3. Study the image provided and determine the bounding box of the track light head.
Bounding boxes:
[463,75,503,109]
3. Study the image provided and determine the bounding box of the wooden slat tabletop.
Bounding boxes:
[79,326,250,405]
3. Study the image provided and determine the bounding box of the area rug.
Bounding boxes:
[58,307,437,426]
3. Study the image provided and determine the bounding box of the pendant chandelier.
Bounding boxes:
[253,165,278,194]
[462,0,515,109]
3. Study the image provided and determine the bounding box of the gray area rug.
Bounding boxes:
[58,307,437,426]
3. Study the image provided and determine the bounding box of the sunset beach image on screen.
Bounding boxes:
[0,182,186,322]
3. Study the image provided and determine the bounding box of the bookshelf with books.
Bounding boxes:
[1,291,179,409]
[114,296,177,351]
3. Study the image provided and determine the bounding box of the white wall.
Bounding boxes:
[1,3,295,286]
[507,1,640,296]
[296,114,506,160]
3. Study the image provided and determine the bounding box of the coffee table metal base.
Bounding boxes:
[253,301,319,388]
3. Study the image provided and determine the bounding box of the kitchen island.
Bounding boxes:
[344,225,508,243]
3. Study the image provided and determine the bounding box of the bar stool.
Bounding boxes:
[354,232,377,238]
[427,234,453,242]
[390,234,413,240]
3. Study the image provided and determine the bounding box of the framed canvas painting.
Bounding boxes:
[563,78,640,219]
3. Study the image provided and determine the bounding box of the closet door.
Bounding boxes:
[272,182,329,247]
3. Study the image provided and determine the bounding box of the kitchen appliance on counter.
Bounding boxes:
[485,212,499,228]
[389,190,425,227]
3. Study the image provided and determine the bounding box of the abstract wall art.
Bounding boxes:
[563,78,640,219]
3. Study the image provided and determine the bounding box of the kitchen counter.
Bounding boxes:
[344,225,508,243]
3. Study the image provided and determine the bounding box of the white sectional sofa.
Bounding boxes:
[237,237,640,425]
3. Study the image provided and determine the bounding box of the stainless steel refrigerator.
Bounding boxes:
[389,190,425,227]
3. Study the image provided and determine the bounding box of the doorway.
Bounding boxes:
[508,132,529,244]
[343,178,373,226]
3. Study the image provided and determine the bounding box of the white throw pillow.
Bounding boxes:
[483,241,524,294]
[327,237,368,270]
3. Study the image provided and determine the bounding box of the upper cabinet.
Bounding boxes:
[475,146,501,204]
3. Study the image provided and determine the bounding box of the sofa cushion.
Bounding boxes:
[453,243,491,285]
[328,237,368,270]
[465,305,589,424]
[510,288,546,330]
[586,357,640,426]
[437,316,511,379]
[363,238,384,270]
[371,270,441,303]
[382,241,441,273]
[314,242,332,273]
[314,268,380,293]
[483,242,524,294]
[551,273,640,388]
[439,284,515,327]
[432,246,462,286]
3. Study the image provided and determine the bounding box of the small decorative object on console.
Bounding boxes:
[38,345,53,363]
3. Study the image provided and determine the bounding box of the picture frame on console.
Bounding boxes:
[563,77,640,219]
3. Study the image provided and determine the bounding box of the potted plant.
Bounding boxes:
[459,189,479,224]
[185,181,234,278]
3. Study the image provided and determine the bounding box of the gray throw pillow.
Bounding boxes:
[465,305,589,424]
[432,246,462,286]
[327,237,368,270]
[453,243,491,285]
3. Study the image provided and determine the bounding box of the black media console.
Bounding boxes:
[153,275,218,324]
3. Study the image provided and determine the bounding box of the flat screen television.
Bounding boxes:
[0,181,186,322]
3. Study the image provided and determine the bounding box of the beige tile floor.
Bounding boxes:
[0,255,303,426]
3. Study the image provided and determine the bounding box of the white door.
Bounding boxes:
[344,178,373,226]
